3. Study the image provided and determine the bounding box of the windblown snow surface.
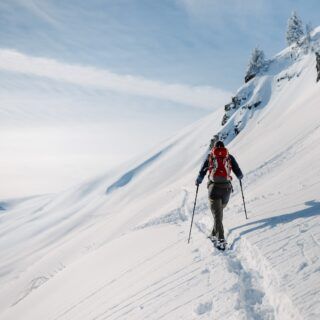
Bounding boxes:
[1,30,320,320]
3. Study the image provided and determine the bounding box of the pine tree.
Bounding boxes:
[245,47,266,83]
[286,11,304,46]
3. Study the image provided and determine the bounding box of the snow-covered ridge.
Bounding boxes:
[0,30,320,319]
[219,27,320,146]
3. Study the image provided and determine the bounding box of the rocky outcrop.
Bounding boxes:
[221,96,242,125]
[316,52,320,82]
[245,73,256,83]
[209,134,219,148]
[219,94,262,143]
[245,101,262,110]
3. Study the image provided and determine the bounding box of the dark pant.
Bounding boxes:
[208,181,231,240]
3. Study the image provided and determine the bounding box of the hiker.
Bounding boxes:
[195,140,243,250]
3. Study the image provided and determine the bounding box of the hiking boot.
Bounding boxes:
[208,235,218,244]
[216,239,227,251]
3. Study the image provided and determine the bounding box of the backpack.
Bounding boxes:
[208,147,232,181]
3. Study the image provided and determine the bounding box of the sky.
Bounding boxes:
[0,0,319,198]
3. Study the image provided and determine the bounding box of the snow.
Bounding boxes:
[1,30,320,320]
[0,68,209,199]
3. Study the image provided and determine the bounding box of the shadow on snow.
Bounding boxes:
[229,200,320,250]
[106,145,172,195]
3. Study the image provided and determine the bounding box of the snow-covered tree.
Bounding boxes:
[245,47,266,83]
[286,11,304,46]
[304,23,313,51]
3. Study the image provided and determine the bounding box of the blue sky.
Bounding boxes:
[0,0,319,197]
[1,0,319,89]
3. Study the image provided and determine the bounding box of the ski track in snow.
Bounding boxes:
[52,238,187,320]
[43,188,277,320]
[133,188,276,320]
[134,189,189,230]
[193,207,276,319]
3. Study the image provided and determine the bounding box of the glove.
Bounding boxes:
[238,173,243,180]
[195,176,203,186]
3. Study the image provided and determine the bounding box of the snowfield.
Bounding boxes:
[1,30,320,320]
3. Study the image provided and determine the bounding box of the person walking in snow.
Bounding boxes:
[195,140,243,250]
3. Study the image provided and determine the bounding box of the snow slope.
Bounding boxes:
[1,30,320,319]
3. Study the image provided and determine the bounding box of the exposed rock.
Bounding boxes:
[245,73,256,83]
[220,132,229,141]
[253,101,262,108]
[209,134,219,148]
[246,101,262,110]
[221,96,241,125]
[316,52,320,82]
[224,102,232,112]
[221,114,229,126]
[277,71,301,82]
[232,96,241,104]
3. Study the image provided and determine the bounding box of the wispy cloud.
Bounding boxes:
[177,0,272,32]
[7,0,60,26]
[0,49,231,110]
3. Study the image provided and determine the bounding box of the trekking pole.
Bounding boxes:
[239,180,248,219]
[188,185,199,243]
